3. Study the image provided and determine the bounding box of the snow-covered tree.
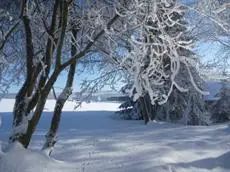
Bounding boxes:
[0,2,21,98]
[196,0,230,34]
[8,0,121,148]
[115,0,208,125]
[211,73,230,123]
[117,84,156,123]
[117,96,142,120]
[114,0,207,108]
[190,0,230,124]
[186,0,230,81]
[119,68,207,125]
[8,0,147,150]
[4,0,210,152]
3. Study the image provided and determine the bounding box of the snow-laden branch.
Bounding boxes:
[184,1,230,34]
[105,0,207,105]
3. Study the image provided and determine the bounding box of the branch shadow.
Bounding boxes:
[174,151,230,169]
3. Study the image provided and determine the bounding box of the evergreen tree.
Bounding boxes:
[211,75,230,123]
[118,97,142,120]
[118,0,207,125]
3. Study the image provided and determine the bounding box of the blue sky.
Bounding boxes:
[195,41,221,63]
[8,67,86,93]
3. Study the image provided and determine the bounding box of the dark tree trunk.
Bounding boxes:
[42,29,78,154]
[10,2,35,143]
[10,0,67,148]
[138,97,149,124]
[143,94,153,121]
[19,70,61,148]
[9,0,119,148]
[19,0,70,148]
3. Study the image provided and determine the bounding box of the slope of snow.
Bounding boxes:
[0,142,78,172]
[0,99,230,172]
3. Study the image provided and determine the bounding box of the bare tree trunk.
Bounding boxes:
[18,0,70,148]
[9,0,120,148]
[42,65,76,154]
[143,95,153,122]
[138,97,149,124]
[152,102,159,120]
[19,70,61,147]
[10,0,70,148]
[10,1,35,143]
[42,29,78,155]
[41,9,120,153]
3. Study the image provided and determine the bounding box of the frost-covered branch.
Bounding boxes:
[105,0,206,105]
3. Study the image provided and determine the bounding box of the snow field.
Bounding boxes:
[0,99,229,172]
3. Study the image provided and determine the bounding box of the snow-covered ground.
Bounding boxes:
[0,99,230,172]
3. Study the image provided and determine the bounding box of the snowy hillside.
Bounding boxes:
[0,99,230,172]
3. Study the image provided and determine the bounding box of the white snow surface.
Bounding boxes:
[0,99,119,112]
[0,99,230,172]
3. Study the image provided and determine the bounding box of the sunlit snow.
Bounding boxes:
[0,99,229,172]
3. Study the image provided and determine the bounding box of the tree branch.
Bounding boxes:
[60,14,120,70]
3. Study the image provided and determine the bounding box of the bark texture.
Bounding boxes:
[43,29,78,154]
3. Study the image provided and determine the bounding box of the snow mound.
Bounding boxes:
[0,142,77,172]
